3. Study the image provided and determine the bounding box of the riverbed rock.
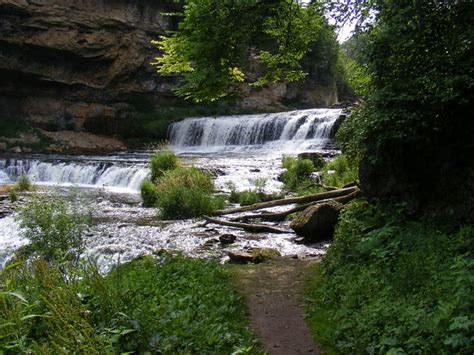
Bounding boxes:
[219,234,237,245]
[297,152,324,169]
[0,142,6,152]
[228,250,254,263]
[41,130,126,153]
[9,146,21,153]
[290,201,344,241]
[250,248,281,263]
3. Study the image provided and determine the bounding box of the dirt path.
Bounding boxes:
[231,258,320,355]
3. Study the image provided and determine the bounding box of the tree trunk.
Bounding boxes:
[202,216,290,234]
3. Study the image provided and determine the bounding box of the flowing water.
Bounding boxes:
[0,108,341,268]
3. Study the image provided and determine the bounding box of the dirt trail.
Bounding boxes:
[232,258,320,355]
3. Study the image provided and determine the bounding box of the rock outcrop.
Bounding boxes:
[0,0,340,135]
[290,201,344,242]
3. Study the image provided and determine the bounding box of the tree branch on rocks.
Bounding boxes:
[202,216,290,234]
[230,189,361,222]
[213,186,358,216]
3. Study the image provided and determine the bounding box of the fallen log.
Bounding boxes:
[231,189,361,222]
[213,186,358,216]
[202,216,289,234]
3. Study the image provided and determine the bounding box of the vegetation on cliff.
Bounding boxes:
[153,0,348,102]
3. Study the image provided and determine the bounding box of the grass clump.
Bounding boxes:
[14,175,32,192]
[150,151,179,182]
[305,200,474,354]
[0,256,259,353]
[320,154,358,188]
[155,167,225,219]
[140,180,159,207]
[281,156,315,193]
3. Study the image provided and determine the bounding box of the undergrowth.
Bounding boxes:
[1,256,259,353]
[305,200,474,354]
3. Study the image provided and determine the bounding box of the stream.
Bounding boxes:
[0,108,342,268]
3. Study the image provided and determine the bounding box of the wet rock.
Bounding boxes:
[251,248,281,263]
[293,236,306,244]
[250,168,261,172]
[203,238,219,247]
[219,234,237,245]
[297,152,324,169]
[9,146,22,153]
[290,201,344,242]
[329,113,347,139]
[22,147,33,153]
[228,250,254,263]
[0,142,7,152]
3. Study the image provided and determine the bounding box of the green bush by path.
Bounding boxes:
[1,256,259,354]
[305,201,474,354]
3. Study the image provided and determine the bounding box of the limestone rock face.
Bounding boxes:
[290,201,344,242]
[0,0,178,130]
[0,0,340,133]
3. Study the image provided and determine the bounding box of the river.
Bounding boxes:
[0,108,342,268]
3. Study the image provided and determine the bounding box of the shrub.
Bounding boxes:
[16,191,91,264]
[238,190,262,206]
[320,154,358,188]
[140,180,159,207]
[155,167,224,219]
[150,151,179,182]
[281,156,315,192]
[305,201,474,354]
[15,175,32,191]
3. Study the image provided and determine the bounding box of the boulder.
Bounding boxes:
[297,152,324,169]
[219,234,237,245]
[228,251,254,263]
[0,142,6,152]
[290,201,344,241]
[250,248,281,263]
[9,146,22,153]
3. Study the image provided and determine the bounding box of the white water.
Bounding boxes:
[0,158,149,192]
[169,108,341,154]
[0,108,341,266]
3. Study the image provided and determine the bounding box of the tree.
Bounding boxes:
[337,0,474,222]
[153,0,338,102]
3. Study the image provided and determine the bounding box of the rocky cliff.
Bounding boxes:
[0,0,339,134]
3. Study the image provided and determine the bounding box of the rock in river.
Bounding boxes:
[290,201,344,242]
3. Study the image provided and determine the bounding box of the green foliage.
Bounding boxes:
[15,175,32,192]
[154,0,339,102]
[140,180,159,207]
[150,150,179,182]
[0,260,110,353]
[1,256,259,353]
[306,201,474,353]
[16,191,91,264]
[0,118,30,138]
[336,1,474,218]
[320,155,358,188]
[8,189,18,203]
[281,156,315,192]
[155,167,224,219]
[237,190,262,206]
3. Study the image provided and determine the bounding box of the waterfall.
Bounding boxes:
[0,158,149,192]
[169,108,342,153]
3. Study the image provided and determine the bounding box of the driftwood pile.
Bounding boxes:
[203,184,361,234]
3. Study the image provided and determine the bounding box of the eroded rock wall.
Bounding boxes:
[0,0,339,133]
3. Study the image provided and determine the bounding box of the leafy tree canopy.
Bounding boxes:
[153,0,337,102]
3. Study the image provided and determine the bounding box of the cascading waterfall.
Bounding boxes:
[169,108,342,153]
[0,158,149,191]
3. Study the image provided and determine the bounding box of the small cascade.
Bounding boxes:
[169,108,342,153]
[0,158,149,191]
